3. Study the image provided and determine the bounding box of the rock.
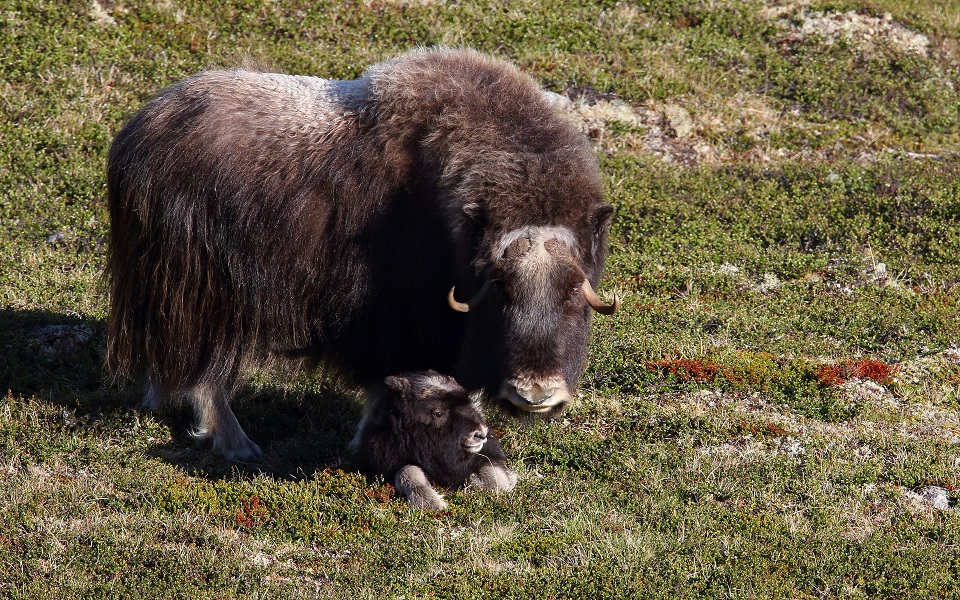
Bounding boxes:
[788,10,930,58]
[30,323,94,362]
[540,90,572,111]
[664,104,695,139]
[917,486,951,510]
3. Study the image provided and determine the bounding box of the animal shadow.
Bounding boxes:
[0,308,365,480]
[148,382,365,480]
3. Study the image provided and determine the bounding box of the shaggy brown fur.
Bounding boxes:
[351,371,516,511]
[106,47,615,459]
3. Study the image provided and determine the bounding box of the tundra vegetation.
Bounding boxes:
[1,0,959,597]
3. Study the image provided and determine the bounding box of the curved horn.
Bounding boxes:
[448,280,492,313]
[581,278,619,315]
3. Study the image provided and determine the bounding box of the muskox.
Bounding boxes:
[351,371,516,510]
[106,47,618,459]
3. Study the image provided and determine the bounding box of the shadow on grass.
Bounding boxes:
[146,383,365,481]
[0,308,106,401]
[0,308,365,481]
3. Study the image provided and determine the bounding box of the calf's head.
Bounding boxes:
[386,372,490,455]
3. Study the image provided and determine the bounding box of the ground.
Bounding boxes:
[1,0,959,597]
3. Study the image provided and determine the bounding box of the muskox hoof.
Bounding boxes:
[214,434,264,462]
[191,425,264,461]
[187,384,264,461]
[472,464,518,493]
[395,465,447,511]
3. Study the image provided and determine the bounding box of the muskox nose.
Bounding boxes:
[500,377,570,412]
[525,384,556,405]
[472,425,488,443]
[464,424,488,453]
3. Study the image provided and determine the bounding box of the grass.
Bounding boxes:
[2,0,959,597]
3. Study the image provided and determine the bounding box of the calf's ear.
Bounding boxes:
[384,376,411,396]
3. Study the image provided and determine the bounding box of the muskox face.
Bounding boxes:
[450,205,618,416]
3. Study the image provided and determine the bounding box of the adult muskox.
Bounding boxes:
[106,47,619,460]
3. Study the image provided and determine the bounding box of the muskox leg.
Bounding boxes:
[188,384,263,461]
[395,465,447,511]
[471,463,519,493]
[141,377,167,412]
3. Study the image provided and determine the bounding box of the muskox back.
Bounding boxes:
[106,47,617,460]
[106,71,421,392]
[106,66,461,458]
[351,371,516,510]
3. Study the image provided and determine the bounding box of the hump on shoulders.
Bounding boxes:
[161,68,371,124]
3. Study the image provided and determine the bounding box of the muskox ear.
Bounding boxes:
[591,203,615,236]
[384,375,411,398]
[589,203,615,267]
[462,203,485,229]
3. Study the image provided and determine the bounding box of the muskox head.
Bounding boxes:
[449,200,619,416]
[383,50,621,418]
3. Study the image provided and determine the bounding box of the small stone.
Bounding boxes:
[30,323,94,361]
[540,90,572,111]
[944,347,960,364]
[779,437,806,457]
[89,0,117,26]
[46,232,66,244]
[917,486,951,510]
[664,104,695,139]
[718,263,740,276]
[755,272,781,293]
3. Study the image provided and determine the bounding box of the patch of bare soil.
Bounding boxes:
[552,6,944,165]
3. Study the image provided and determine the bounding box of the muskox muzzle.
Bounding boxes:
[448,277,618,413]
[462,423,489,453]
[498,376,572,413]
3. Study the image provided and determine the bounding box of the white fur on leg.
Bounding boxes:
[395,465,447,511]
[190,385,263,461]
[472,463,518,492]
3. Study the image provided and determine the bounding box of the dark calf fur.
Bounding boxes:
[351,371,516,510]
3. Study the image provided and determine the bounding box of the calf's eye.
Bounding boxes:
[433,410,445,419]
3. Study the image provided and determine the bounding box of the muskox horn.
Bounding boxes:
[581,278,619,315]
[447,280,492,313]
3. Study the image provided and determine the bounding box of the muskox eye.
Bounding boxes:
[570,286,580,297]
[433,410,445,419]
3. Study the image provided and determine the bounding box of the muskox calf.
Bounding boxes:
[351,372,517,511]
